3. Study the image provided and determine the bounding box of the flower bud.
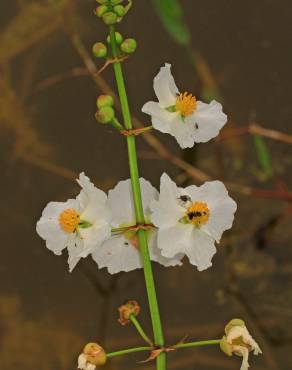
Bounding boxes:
[107,32,123,45]
[102,12,118,25]
[92,42,107,58]
[118,300,140,326]
[96,106,115,124]
[113,5,125,17]
[120,38,137,54]
[96,95,114,109]
[95,5,108,18]
[220,319,262,370]
[78,343,106,370]
[96,0,108,4]
[111,0,123,4]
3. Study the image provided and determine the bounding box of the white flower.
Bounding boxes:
[142,63,227,148]
[78,343,106,370]
[150,173,237,271]
[36,173,111,272]
[92,178,183,274]
[220,319,262,370]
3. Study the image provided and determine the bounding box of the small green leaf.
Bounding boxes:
[152,0,191,46]
[252,135,273,179]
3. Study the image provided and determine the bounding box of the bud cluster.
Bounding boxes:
[95,95,115,124]
[92,31,137,59]
[95,0,129,25]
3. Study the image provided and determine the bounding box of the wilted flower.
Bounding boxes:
[118,300,140,325]
[36,173,111,272]
[150,173,236,271]
[92,178,182,274]
[220,319,262,370]
[78,343,106,370]
[142,63,227,148]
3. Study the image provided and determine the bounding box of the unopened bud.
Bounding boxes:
[102,12,118,25]
[92,42,107,58]
[118,300,140,326]
[107,32,123,45]
[96,95,114,109]
[113,5,125,17]
[111,0,123,4]
[96,0,108,4]
[96,106,115,124]
[95,5,108,18]
[120,38,137,54]
[78,342,106,370]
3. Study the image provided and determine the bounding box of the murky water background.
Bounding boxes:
[0,1,291,369]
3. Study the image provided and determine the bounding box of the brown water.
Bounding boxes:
[0,1,291,369]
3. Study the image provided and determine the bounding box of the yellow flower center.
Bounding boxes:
[59,208,80,233]
[175,92,196,117]
[186,202,210,226]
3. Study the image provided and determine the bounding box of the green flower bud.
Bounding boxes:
[96,0,108,4]
[96,106,115,124]
[120,38,137,54]
[95,5,108,18]
[92,42,107,58]
[96,95,114,109]
[106,32,123,45]
[113,5,125,17]
[102,12,118,25]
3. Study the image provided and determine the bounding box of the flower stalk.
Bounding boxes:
[108,24,166,370]
[129,314,153,346]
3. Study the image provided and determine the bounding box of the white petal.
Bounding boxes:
[77,172,111,224]
[78,354,87,370]
[185,229,216,271]
[153,63,179,107]
[192,100,227,143]
[38,199,80,220]
[157,223,194,259]
[186,181,237,242]
[92,235,142,274]
[67,235,84,272]
[149,231,183,267]
[170,118,197,148]
[108,178,158,226]
[233,346,250,370]
[150,173,185,228]
[77,222,111,258]
[36,220,68,255]
[142,101,179,134]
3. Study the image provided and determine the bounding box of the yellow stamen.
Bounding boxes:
[176,92,196,117]
[186,202,209,226]
[59,208,80,233]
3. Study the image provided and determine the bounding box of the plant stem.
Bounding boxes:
[174,339,220,349]
[108,25,166,370]
[130,314,153,346]
[107,346,152,358]
[106,339,220,359]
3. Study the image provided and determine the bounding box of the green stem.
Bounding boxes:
[107,346,152,358]
[108,25,166,370]
[130,314,153,346]
[111,117,124,130]
[106,339,220,359]
[174,339,220,349]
